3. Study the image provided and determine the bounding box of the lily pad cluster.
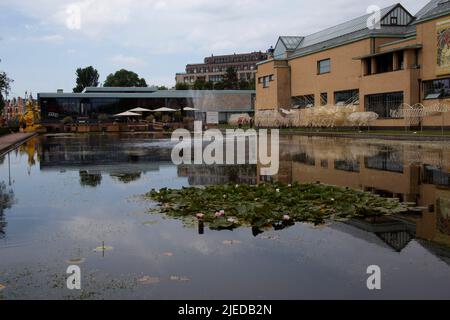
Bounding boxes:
[146,183,408,230]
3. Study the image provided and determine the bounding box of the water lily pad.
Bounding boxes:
[170,275,190,282]
[137,276,160,285]
[141,220,159,226]
[222,240,242,245]
[145,183,408,233]
[93,245,114,252]
[65,258,86,264]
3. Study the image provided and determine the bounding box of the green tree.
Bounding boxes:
[0,64,13,112]
[104,69,147,87]
[238,80,251,90]
[175,82,191,90]
[222,67,239,90]
[157,86,168,90]
[204,81,214,90]
[193,79,206,90]
[73,66,99,93]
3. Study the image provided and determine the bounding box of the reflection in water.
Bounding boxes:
[262,136,450,252]
[0,182,15,239]
[1,133,450,298]
[79,171,102,188]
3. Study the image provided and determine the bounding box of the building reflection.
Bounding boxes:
[38,134,174,187]
[259,136,450,253]
[0,181,15,239]
[178,164,257,186]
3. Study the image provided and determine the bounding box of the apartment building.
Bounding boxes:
[256,0,450,128]
[176,52,268,85]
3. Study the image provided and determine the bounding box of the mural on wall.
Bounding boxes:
[437,19,450,76]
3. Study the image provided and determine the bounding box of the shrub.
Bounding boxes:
[162,115,171,123]
[174,111,182,122]
[7,117,20,132]
[98,113,109,123]
[146,115,155,123]
[61,116,74,125]
[154,112,162,121]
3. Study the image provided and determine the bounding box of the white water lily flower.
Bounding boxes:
[276,189,280,193]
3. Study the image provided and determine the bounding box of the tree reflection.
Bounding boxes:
[110,172,142,184]
[0,182,15,239]
[79,171,102,188]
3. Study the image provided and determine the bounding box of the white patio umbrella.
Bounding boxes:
[183,107,200,111]
[128,107,152,113]
[152,107,179,112]
[114,111,141,117]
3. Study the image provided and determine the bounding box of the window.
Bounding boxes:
[259,75,274,88]
[334,89,359,105]
[292,95,315,108]
[395,52,404,71]
[318,59,331,74]
[334,159,360,173]
[365,92,404,118]
[423,78,450,99]
[390,16,398,25]
[320,92,328,106]
[375,53,393,73]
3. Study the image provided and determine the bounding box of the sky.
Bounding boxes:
[0,0,430,98]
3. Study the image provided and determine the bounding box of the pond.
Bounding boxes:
[1,133,450,299]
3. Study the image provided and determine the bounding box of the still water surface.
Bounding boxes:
[1,133,450,299]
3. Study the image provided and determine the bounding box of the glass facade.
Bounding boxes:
[39,97,193,123]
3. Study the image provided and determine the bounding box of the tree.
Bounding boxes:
[193,79,206,90]
[222,67,239,90]
[0,62,13,112]
[73,66,99,93]
[104,69,147,87]
[204,81,214,90]
[175,82,191,90]
[157,86,168,90]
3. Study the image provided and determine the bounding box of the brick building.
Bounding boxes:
[176,52,268,85]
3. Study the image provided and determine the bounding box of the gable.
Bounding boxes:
[381,4,414,26]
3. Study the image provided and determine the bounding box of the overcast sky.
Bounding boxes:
[0,0,430,97]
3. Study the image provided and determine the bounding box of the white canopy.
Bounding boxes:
[114,111,141,117]
[152,107,179,112]
[183,107,200,111]
[128,107,152,113]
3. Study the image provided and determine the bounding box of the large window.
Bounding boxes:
[258,75,274,88]
[365,92,404,118]
[423,78,450,99]
[334,89,359,105]
[320,92,328,106]
[292,94,315,108]
[317,59,331,74]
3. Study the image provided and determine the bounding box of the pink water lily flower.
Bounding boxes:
[215,211,224,218]
[283,215,291,221]
[196,213,205,220]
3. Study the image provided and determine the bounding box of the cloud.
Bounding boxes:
[1,0,432,94]
[36,34,64,43]
[109,54,147,67]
